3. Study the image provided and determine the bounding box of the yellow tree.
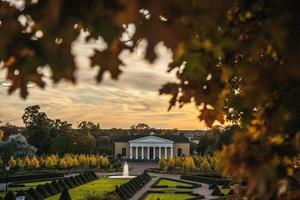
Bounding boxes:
[200,156,211,172]
[0,130,4,140]
[30,156,40,168]
[8,156,17,168]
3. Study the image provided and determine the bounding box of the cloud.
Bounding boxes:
[0,41,206,130]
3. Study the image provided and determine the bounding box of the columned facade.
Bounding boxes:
[128,136,174,160]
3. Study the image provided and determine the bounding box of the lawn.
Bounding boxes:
[155,178,193,187]
[221,188,231,195]
[144,193,195,200]
[46,178,128,200]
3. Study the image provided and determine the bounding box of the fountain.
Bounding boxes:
[108,161,135,178]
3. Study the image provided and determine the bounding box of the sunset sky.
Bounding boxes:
[0,32,208,130]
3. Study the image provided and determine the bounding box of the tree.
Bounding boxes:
[0,123,19,140]
[130,123,153,135]
[0,129,3,141]
[1,0,300,198]
[197,134,216,155]
[78,121,101,136]
[22,105,53,154]
[0,134,36,163]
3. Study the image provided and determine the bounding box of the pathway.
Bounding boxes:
[130,172,218,200]
[130,177,159,200]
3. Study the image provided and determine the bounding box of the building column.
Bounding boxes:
[153,147,156,160]
[170,147,173,158]
[130,146,133,159]
[135,147,138,159]
[147,146,150,160]
[158,146,161,159]
[141,146,144,159]
[164,146,168,159]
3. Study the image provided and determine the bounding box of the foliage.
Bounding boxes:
[0,133,36,162]
[0,129,3,141]
[4,154,110,170]
[59,189,72,200]
[196,125,237,155]
[159,156,197,172]
[1,0,300,198]
[129,123,154,135]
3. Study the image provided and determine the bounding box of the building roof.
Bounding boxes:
[114,134,189,143]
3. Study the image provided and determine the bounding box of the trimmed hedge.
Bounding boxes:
[211,187,224,196]
[44,183,59,195]
[181,175,230,185]
[114,170,152,200]
[58,179,70,190]
[51,180,64,192]
[4,191,16,200]
[27,188,44,200]
[16,190,34,200]
[209,183,218,189]
[11,171,96,200]
[59,189,72,200]
[36,185,51,198]
[0,172,64,183]
[151,185,168,188]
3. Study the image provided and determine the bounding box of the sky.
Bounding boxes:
[0,31,209,130]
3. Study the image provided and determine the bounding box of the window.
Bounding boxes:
[122,148,126,156]
[177,148,182,156]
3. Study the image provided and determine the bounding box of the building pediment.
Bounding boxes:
[129,135,174,144]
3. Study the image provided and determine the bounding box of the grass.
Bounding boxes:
[146,178,195,200]
[221,188,231,195]
[144,193,195,200]
[46,178,128,200]
[155,178,193,187]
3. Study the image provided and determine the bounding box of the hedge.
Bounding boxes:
[211,187,224,196]
[209,183,218,189]
[51,180,64,192]
[27,188,44,200]
[181,175,231,185]
[114,170,152,200]
[44,183,59,195]
[0,172,64,183]
[16,190,34,200]
[4,191,15,200]
[6,171,96,200]
[36,185,51,197]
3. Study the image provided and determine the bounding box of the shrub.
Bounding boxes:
[70,176,80,186]
[58,179,70,190]
[211,187,224,196]
[181,175,230,185]
[27,188,44,200]
[65,178,76,188]
[51,180,64,192]
[79,174,88,183]
[75,176,84,184]
[209,183,218,189]
[4,191,16,200]
[16,190,34,200]
[59,189,72,200]
[0,171,64,183]
[44,183,59,195]
[36,185,51,197]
